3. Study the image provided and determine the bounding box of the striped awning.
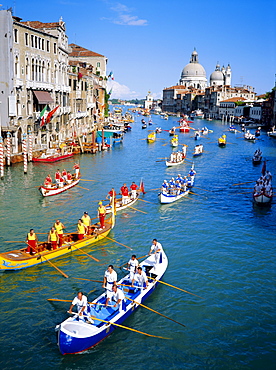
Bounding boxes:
[33,91,54,104]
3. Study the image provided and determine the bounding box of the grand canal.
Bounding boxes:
[0,111,275,369]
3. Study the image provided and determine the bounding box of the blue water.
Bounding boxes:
[0,111,275,369]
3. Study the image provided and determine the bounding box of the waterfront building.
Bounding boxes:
[0,9,108,160]
[219,97,247,120]
[144,91,153,110]
[210,63,231,86]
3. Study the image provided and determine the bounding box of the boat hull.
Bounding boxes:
[158,189,190,204]
[179,127,190,133]
[105,194,139,213]
[39,179,80,197]
[57,251,168,354]
[253,193,273,205]
[165,159,185,167]
[33,153,74,163]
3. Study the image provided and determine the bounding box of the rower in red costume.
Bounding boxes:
[120,183,129,205]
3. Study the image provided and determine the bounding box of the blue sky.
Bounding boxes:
[2,0,276,99]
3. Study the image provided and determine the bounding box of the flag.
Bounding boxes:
[108,71,114,80]
[108,88,112,96]
[139,180,145,194]
[46,106,59,124]
[40,105,48,127]
[261,160,266,176]
[78,72,83,80]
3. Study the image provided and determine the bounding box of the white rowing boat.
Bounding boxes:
[39,178,80,197]
[56,248,168,354]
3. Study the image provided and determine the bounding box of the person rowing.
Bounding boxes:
[103,265,117,306]
[98,202,106,230]
[127,254,139,281]
[132,267,148,289]
[148,238,163,266]
[26,229,38,255]
[68,292,93,324]
[54,220,65,248]
[77,219,87,240]
[48,227,59,250]
[110,285,126,311]
[81,211,91,235]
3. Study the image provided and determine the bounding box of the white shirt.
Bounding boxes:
[151,242,163,253]
[133,270,148,286]
[72,295,87,313]
[104,269,117,284]
[111,288,125,303]
[128,258,139,272]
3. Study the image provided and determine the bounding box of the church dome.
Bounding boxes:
[210,70,224,81]
[181,63,206,78]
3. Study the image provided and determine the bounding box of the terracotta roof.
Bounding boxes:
[220,97,247,103]
[69,43,105,58]
[21,21,62,29]
[164,85,187,90]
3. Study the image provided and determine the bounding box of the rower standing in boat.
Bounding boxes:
[132,267,148,289]
[103,265,117,306]
[130,182,138,199]
[77,219,87,240]
[55,169,61,187]
[73,163,80,179]
[148,239,163,266]
[68,292,93,323]
[44,174,52,188]
[54,220,65,248]
[98,202,106,230]
[66,171,72,184]
[81,212,91,235]
[48,227,59,250]
[26,229,38,255]
[107,188,116,204]
[120,183,129,205]
[62,169,67,180]
[110,285,126,311]
[127,254,139,281]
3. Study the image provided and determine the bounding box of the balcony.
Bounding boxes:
[26,80,53,90]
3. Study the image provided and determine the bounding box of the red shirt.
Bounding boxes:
[130,184,138,190]
[121,186,129,196]
[62,171,67,177]
[67,173,72,180]
[109,190,116,197]
[55,172,60,180]
[46,176,52,183]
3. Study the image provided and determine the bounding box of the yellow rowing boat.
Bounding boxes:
[0,207,115,271]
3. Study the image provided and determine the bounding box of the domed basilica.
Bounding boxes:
[179,49,231,88]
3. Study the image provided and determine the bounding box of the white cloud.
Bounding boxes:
[114,14,147,26]
[103,2,148,26]
[107,80,139,100]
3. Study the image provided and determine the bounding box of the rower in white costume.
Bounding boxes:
[110,285,126,311]
[148,238,163,266]
[103,265,117,306]
[132,267,148,289]
[68,292,93,323]
[127,254,139,280]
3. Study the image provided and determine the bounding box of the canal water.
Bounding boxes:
[0,111,275,369]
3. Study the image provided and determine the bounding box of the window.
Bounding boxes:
[38,38,41,49]
[46,40,50,52]
[73,80,77,91]
[25,33,29,46]
[35,36,38,48]
[41,39,44,50]
[31,35,34,47]
[54,43,57,54]
[97,62,100,68]
[14,29,18,43]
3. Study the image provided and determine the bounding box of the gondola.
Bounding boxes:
[218,134,226,147]
[39,177,80,197]
[147,132,156,143]
[253,191,273,206]
[56,249,168,355]
[105,192,140,214]
[193,144,203,157]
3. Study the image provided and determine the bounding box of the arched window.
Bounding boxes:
[31,58,35,80]
[14,56,19,77]
[14,29,18,43]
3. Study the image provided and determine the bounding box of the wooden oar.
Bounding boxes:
[147,277,203,299]
[42,256,69,278]
[126,297,186,328]
[232,181,255,186]
[104,236,133,250]
[4,240,27,243]
[193,186,211,192]
[76,185,90,191]
[189,191,208,199]
[128,206,147,214]
[137,199,154,204]
[235,192,253,194]
[71,244,100,262]
[80,179,96,182]
[119,254,148,268]
[73,314,171,339]
[71,277,103,283]
[155,160,166,162]
[146,188,160,192]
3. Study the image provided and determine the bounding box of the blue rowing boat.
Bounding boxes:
[56,250,168,354]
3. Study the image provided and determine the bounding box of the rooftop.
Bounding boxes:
[69,43,105,58]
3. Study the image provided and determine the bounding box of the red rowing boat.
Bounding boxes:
[33,152,74,163]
